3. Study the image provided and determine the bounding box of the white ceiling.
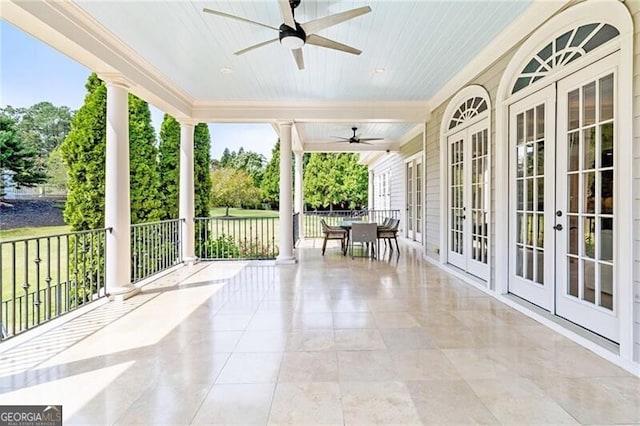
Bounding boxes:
[3,0,536,152]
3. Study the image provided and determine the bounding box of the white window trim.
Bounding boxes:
[494,0,634,363]
[439,85,492,268]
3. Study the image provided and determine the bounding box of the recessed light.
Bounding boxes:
[220,67,233,74]
[374,68,385,74]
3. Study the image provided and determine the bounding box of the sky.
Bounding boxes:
[0,20,277,161]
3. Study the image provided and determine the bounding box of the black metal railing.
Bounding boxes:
[195,216,278,260]
[293,212,300,247]
[131,219,182,283]
[0,228,110,339]
[303,209,400,238]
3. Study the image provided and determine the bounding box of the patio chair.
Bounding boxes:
[378,218,400,253]
[350,222,377,259]
[320,219,347,256]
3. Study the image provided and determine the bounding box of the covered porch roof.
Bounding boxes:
[1,0,565,152]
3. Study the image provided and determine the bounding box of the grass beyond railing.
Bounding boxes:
[303,209,400,238]
[0,228,110,339]
[195,216,278,259]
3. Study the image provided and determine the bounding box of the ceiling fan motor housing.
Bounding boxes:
[279,22,306,49]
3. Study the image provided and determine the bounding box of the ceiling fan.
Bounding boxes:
[203,0,371,70]
[333,127,383,145]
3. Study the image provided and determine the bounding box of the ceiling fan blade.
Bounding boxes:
[306,34,362,55]
[358,138,384,142]
[331,136,351,140]
[278,0,296,28]
[292,48,304,70]
[234,38,279,56]
[203,8,279,31]
[301,6,371,35]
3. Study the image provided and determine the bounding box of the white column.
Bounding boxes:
[179,122,196,264]
[294,152,304,239]
[368,169,375,212]
[104,77,135,298]
[276,122,296,263]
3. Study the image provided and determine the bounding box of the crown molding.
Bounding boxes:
[191,101,429,123]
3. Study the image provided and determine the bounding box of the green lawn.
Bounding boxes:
[208,207,279,218]
[0,225,70,242]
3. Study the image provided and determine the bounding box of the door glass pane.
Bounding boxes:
[526,179,533,211]
[584,172,595,214]
[568,89,580,130]
[600,263,613,309]
[600,123,614,168]
[517,146,525,177]
[536,141,544,175]
[583,82,596,126]
[584,217,596,258]
[600,74,614,121]
[567,174,579,213]
[601,170,613,214]
[568,256,579,297]
[536,104,545,139]
[568,132,580,171]
[583,260,596,303]
[536,214,544,247]
[600,218,613,261]
[568,216,578,255]
[525,247,534,280]
[526,109,534,141]
[583,128,596,170]
[536,249,544,284]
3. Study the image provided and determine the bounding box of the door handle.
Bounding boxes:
[553,224,563,231]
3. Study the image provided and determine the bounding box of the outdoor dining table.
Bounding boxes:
[338,220,381,258]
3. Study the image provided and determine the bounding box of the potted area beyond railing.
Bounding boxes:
[303,209,400,238]
[195,216,279,259]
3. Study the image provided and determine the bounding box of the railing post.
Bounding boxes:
[294,152,304,239]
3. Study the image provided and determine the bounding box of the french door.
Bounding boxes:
[447,120,490,280]
[508,86,556,310]
[405,158,423,242]
[508,54,618,341]
[555,55,618,341]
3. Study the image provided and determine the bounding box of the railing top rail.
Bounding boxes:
[195,216,277,221]
[131,219,183,228]
[0,227,112,245]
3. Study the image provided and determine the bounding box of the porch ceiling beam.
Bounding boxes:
[302,142,398,153]
[191,101,430,123]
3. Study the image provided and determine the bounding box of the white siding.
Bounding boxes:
[630,0,640,362]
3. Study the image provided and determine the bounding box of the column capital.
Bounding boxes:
[177,118,200,127]
[277,121,294,129]
[99,72,130,88]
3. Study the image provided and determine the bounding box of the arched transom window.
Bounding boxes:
[512,23,619,94]
[448,97,488,130]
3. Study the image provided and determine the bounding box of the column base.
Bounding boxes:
[183,256,198,266]
[109,287,140,301]
[275,255,297,265]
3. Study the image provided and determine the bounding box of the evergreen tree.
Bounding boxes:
[260,140,281,208]
[128,94,163,224]
[0,113,46,197]
[158,114,180,219]
[194,123,212,217]
[303,152,367,210]
[60,73,107,231]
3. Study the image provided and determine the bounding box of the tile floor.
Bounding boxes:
[0,242,639,425]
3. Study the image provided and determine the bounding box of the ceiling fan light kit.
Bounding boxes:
[203,0,371,70]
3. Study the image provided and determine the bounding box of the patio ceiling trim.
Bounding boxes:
[191,101,429,123]
[2,0,194,119]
